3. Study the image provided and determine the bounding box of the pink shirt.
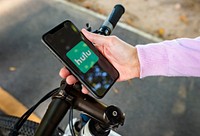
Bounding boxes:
[136,37,200,78]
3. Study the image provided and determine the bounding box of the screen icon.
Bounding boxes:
[66,41,99,73]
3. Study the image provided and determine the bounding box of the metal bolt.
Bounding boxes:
[112,111,118,116]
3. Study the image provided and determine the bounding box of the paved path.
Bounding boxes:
[0,0,200,135]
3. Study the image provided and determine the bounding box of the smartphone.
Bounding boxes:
[42,20,119,98]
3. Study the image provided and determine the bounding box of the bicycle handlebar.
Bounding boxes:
[96,4,125,35]
[107,4,125,29]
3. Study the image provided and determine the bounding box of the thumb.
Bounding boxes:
[81,29,107,45]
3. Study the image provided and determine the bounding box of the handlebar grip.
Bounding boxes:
[108,4,125,28]
[99,4,125,35]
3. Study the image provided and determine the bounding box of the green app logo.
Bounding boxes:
[66,41,99,73]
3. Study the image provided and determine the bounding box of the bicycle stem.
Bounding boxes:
[34,81,125,136]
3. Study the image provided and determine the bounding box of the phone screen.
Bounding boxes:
[42,20,119,98]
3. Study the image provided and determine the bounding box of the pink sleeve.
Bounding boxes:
[136,36,200,78]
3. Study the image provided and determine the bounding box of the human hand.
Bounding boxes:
[59,29,140,94]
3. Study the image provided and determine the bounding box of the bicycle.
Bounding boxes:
[0,4,125,136]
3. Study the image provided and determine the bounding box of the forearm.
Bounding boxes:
[136,37,200,78]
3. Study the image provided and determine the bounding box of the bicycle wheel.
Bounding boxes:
[0,115,63,136]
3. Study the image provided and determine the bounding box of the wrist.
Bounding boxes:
[132,47,140,78]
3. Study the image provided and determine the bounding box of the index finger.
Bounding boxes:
[81,29,107,45]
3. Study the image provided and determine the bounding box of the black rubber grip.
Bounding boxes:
[108,4,125,28]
